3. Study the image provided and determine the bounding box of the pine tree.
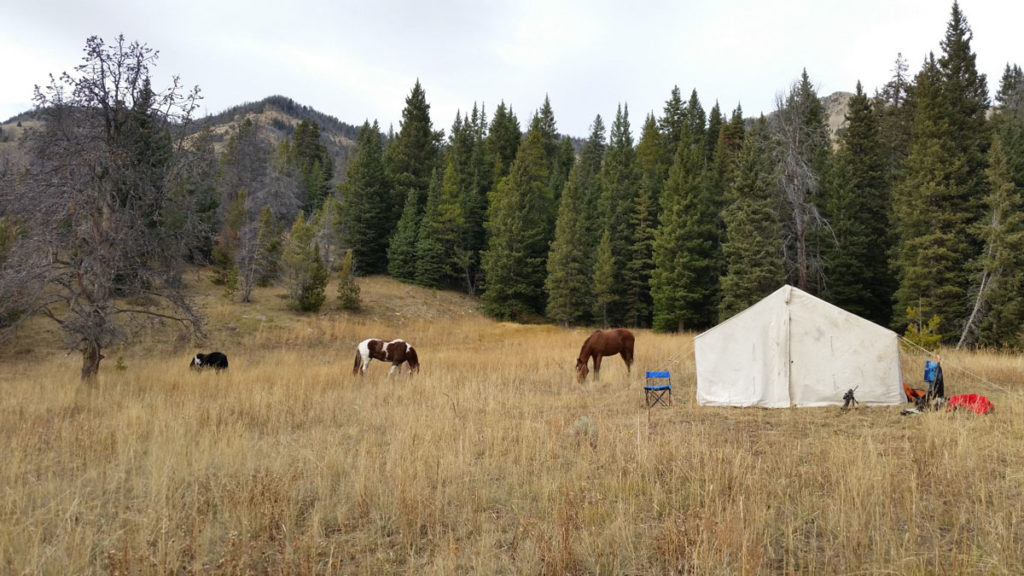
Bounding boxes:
[711,105,746,204]
[659,86,686,160]
[892,4,991,338]
[481,114,552,320]
[545,163,594,325]
[892,58,963,337]
[336,249,361,310]
[485,101,522,182]
[283,119,333,214]
[651,114,719,332]
[624,179,656,327]
[249,206,283,292]
[993,65,1024,190]
[705,102,723,167]
[591,229,617,326]
[875,53,914,192]
[823,82,895,325]
[578,115,608,251]
[385,80,441,233]
[544,117,607,325]
[414,169,446,288]
[165,126,219,264]
[460,106,491,294]
[387,188,421,281]
[719,117,786,319]
[282,213,328,312]
[959,135,1024,348]
[595,104,639,326]
[625,114,667,327]
[340,120,390,275]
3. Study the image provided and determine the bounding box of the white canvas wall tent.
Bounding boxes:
[695,285,904,408]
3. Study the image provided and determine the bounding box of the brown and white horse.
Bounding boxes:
[576,328,634,382]
[353,338,420,376]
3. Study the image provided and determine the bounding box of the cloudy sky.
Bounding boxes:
[3,0,1020,137]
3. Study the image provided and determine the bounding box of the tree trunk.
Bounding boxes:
[81,341,104,381]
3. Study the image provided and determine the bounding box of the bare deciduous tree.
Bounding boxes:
[0,35,204,380]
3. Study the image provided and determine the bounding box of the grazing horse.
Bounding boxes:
[576,329,634,382]
[353,338,420,376]
[191,351,229,371]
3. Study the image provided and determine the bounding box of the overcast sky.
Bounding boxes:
[3,0,1020,137]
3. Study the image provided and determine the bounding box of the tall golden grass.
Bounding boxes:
[1,275,1022,574]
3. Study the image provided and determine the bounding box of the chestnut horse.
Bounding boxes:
[576,328,634,382]
[353,338,420,376]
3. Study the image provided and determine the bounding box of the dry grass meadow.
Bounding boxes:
[2,273,1023,575]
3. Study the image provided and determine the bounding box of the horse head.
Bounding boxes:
[576,358,589,383]
[406,346,421,374]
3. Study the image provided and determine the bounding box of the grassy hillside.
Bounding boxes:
[1,273,1022,574]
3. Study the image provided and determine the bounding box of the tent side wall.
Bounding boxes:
[695,288,791,407]
[786,290,903,406]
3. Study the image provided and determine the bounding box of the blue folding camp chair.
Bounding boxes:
[644,371,672,407]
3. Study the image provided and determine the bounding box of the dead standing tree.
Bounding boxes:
[771,72,832,292]
[3,35,204,380]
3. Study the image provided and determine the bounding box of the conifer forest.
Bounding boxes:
[2,3,1023,377]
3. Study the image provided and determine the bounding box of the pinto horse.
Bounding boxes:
[353,338,420,376]
[576,328,634,382]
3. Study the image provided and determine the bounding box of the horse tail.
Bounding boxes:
[353,347,362,375]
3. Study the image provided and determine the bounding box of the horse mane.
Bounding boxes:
[578,330,599,360]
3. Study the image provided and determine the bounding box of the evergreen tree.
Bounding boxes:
[683,89,708,146]
[544,116,608,325]
[416,157,464,289]
[385,80,442,233]
[651,119,719,332]
[625,113,668,327]
[875,53,914,192]
[711,105,746,204]
[624,178,657,327]
[165,126,219,264]
[387,187,422,281]
[659,86,686,159]
[591,229,617,326]
[823,82,895,324]
[993,64,1024,190]
[959,135,1024,348]
[283,119,333,214]
[485,101,522,182]
[892,57,965,337]
[719,117,786,319]
[481,114,553,320]
[415,168,446,287]
[578,115,608,250]
[892,4,991,338]
[340,120,390,275]
[336,249,361,310]
[282,212,328,312]
[253,204,286,286]
[545,163,594,325]
[459,105,493,293]
[594,104,639,326]
[552,136,576,205]
[705,102,723,167]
